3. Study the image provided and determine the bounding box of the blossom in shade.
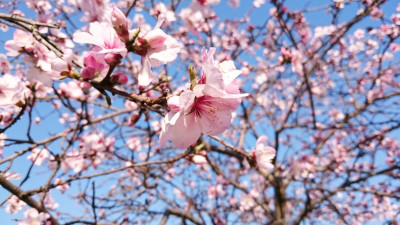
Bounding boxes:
[160,48,247,149]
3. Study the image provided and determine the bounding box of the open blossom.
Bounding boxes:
[5,195,26,214]
[0,54,12,74]
[61,150,86,173]
[73,22,127,57]
[4,29,35,57]
[27,148,50,166]
[58,80,84,100]
[180,0,217,34]
[133,17,180,86]
[150,3,177,26]
[252,136,276,171]
[0,74,27,108]
[54,178,70,194]
[5,30,69,86]
[69,0,111,23]
[160,48,247,149]
[18,208,50,225]
[253,0,266,8]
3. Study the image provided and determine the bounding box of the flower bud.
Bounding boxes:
[80,81,92,90]
[111,7,129,42]
[104,53,122,66]
[81,66,96,80]
[111,72,128,85]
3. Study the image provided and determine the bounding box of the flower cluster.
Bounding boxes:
[73,7,180,87]
[160,47,248,149]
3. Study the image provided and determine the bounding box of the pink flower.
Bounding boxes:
[160,48,247,149]
[110,72,128,85]
[0,54,12,74]
[62,150,86,173]
[0,74,27,108]
[133,17,180,86]
[111,7,129,41]
[4,29,35,56]
[54,178,70,194]
[68,0,111,22]
[5,30,67,86]
[5,196,26,214]
[229,0,240,8]
[207,184,226,199]
[18,208,50,225]
[149,3,177,26]
[126,136,141,151]
[252,136,276,171]
[58,80,84,100]
[253,0,266,8]
[27,148,49,166]
[197,0,220,6]
[73,22,127,57]
[80,51,108,80]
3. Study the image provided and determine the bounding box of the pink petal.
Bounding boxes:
[195,96,233,135]
[160,113,202,149]
[138,57,153,86]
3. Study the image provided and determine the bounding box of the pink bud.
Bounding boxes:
[105,53,122,65]
[111,72,128,85]
[111,7,129,41]
[80,81,92,90]
[81,66,96,80]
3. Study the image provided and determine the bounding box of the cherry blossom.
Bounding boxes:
[252,136,275,171]
[110,71,128,85]
[160,48,247,148]
[54,178,70,194]
[111,6,129,42]
[133,17,180,86]
[149,3,176,26]
[0,54,12,74]
[5,30,69,86]
[0,74,27,108]
[18,208,50,225]
[27,148,50,166]
[1,1,400,225]
[73,22,127,57]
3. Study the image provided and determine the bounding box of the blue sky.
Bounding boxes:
[1,0,400,224]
